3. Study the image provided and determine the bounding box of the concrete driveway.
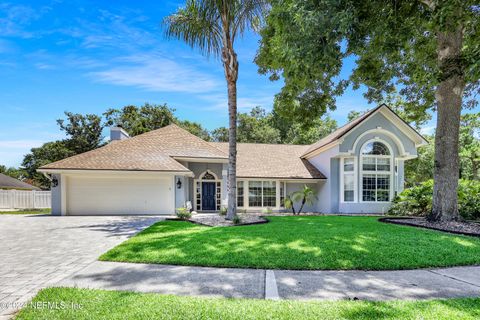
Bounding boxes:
[0,214,162,318]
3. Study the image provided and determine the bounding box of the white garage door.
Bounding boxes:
[66,175,174,215]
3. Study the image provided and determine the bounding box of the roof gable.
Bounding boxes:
[301,104,427,158]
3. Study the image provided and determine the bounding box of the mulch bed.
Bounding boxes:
[166,213,268,227]
[380,217,480,237]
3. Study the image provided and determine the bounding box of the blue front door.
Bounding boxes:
[202,182,216,210]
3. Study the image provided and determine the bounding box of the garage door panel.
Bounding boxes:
[66,176,173,215]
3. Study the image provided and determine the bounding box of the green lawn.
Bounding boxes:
[100,216,480,270]
[15,287,480,320]
[0,208,50,215]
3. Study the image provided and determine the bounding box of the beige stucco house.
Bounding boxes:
[38,104,427,215]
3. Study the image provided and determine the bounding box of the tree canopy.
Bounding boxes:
[256,0,480,221]
[257,0,479,120]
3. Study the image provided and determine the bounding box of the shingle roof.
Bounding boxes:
[211,142,326,179]
[0,173,40,190]
[40,124,227,172]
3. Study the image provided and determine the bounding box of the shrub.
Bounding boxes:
[262,207,273,214]
[388,179,480,220]
[219,207,227,216]
[176,207,192,220]
[233,215,241,225]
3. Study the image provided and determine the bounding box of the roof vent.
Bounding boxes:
[110,126,130,141]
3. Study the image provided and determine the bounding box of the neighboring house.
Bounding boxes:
[0,173,40,191]
[38,104,427,216]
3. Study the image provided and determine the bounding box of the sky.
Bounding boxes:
[0,0,463,168]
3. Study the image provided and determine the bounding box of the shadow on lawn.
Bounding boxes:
[101,216,480,271]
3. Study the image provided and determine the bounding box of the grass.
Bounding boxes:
[15,287,480,320]
[100,216,480,270]
[0,208,50,215]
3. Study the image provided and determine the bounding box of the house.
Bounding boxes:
[0,173,40,191]
[38,104,427,216]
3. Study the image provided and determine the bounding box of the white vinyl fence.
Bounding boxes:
[0,190,51,209]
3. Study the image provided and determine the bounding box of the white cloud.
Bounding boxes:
[0,140,47,167]
[88,54,221,93]
[199,92,275,112]
[420,125,435,135]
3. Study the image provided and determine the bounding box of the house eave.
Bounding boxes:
[172,156,228,163]
[37,168,194,177]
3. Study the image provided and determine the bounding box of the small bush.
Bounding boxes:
[262,207,273,214]
[176,207,192,220]
[233,215,241,225]
[388,179,480,220]
[219,207,227,216]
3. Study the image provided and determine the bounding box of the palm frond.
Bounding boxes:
[232,0,268,41]
[163,0,223,57]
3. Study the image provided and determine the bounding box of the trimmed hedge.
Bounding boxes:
[389,179,480,220]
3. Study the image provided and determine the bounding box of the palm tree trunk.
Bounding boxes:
[427,27,464,222]
[298,199,306,215]
[222,45,239,221]
[226,78,237,220]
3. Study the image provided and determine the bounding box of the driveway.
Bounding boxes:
[0,214,162,318]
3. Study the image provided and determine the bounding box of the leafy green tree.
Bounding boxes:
[347,111,362,122]
[284,115,337,145]
[256,0,479,222]
[177,120,211,141]
[104,103,176,137]
[460,112,480,180]
[165,0,267,220]
[22,141,75,189]
[211,127,229,142]
[404,135,435,187]
[57,112,105,154]
[0,165,23,180]
[237,106,281,143]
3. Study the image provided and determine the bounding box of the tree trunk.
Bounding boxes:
[226,79,237,220]
[427,27,465,222]
[222,45,239,221]
[298,199,306,215]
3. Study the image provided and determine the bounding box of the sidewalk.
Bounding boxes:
[59,261,480,301]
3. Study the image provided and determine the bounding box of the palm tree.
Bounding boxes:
[291,185,317,215]
[164,0,267,220]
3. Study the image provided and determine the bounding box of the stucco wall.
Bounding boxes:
[306,145,339,213]
[51,173,62,215]
[285,182,319,213]
[306,111,418,214]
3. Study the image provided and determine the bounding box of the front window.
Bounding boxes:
[263,181,276,207]
[248,181,277,207]
[343,158,355,202]
[237,181,244,207]
[361,141,392,202]
[248,181,262,207]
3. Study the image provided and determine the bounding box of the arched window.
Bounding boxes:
[201,171,216,180]
[361,141,392,202]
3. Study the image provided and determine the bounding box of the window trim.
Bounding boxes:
[359,139,394,203]
[236,179,286,210]
[340,157,358,203]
